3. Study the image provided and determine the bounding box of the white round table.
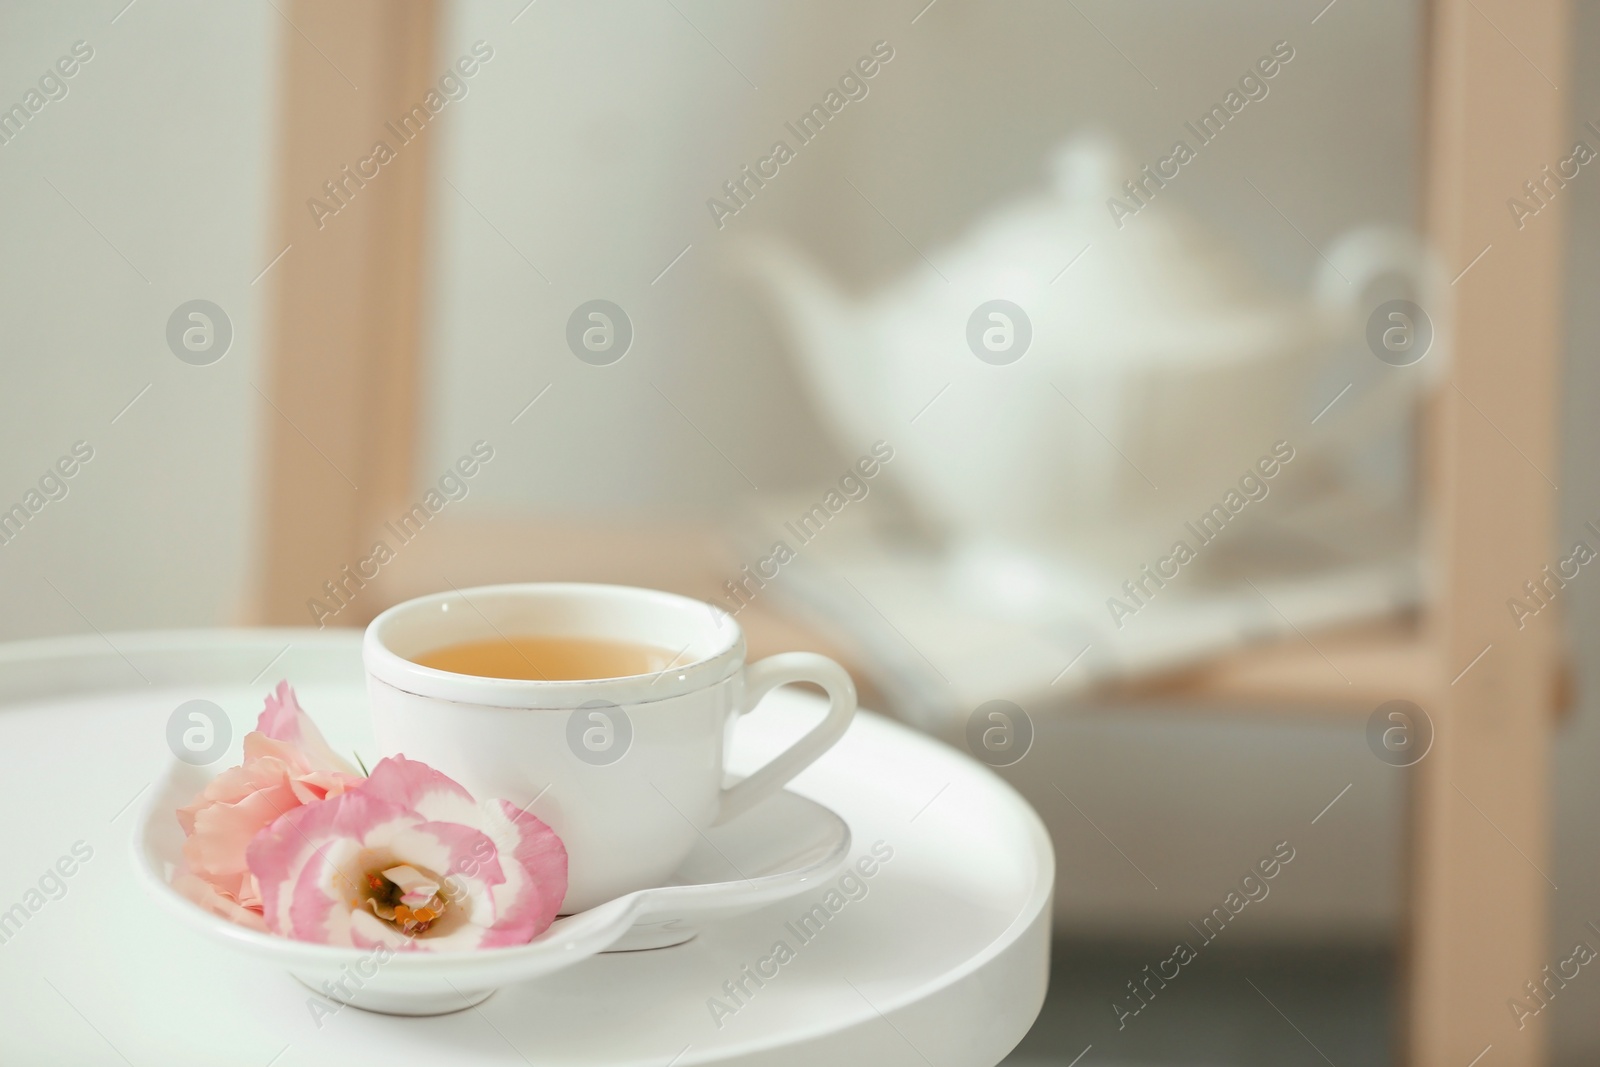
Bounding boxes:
[0,631,1052,1066]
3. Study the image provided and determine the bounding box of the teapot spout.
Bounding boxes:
[737,237,859,357]
[734,237,878,445]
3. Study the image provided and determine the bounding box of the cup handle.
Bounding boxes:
[715,652,857,824]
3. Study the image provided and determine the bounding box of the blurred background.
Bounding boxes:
[0,0,1588,1063]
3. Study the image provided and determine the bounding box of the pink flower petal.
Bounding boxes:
[173,872,267,932]
[255,681,360,777]
[360,755,478,824]
[174,725,359,923]
[258,799,507,945]
[287,844,346,942]
[247,788,412,939]
[183,780,299,882]
[176,755,296,835]
[479,799,568,947]
[416,820,506,895]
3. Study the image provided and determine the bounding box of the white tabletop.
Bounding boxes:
[0,630,1052,1066]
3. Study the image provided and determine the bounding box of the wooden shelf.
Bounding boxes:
[1093,617,1437,714]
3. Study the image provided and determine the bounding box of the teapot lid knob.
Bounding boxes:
[1050,133,1127,202]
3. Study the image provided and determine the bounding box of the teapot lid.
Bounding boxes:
[900,133,1309,361]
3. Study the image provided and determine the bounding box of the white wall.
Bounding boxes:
[0,0,273,641]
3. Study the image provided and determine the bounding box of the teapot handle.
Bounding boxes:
[1308,227,1447,445]
[1313,226,1443,318]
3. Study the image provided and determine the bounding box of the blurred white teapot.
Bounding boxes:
[742,135,1438,603]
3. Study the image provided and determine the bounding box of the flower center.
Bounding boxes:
[362,863,447,936]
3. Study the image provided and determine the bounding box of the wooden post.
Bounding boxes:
[1408,0,1568,1063]
[253,0,438,626]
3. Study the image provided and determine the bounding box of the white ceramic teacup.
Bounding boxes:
[364,583,858,913]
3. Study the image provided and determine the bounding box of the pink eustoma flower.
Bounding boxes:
[174,682,362,931]
[246,756,568,950]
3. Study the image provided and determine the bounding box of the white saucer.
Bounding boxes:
[136,758,851,1016]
